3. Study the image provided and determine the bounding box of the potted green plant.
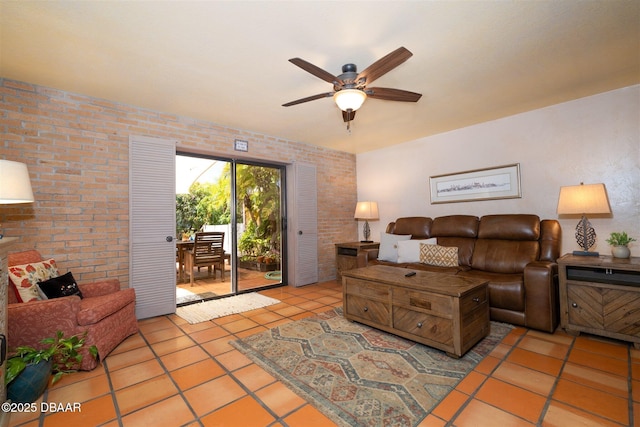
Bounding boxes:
[605,231,636,259]
[5,331,98,403]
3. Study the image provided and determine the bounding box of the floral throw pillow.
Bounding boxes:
[8,258,59,303]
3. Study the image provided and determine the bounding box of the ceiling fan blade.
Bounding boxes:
[342,110,356,122]
[366,87,422,102]
[357,47,413,85]
[288,58,343,85]
[282,92,334,107]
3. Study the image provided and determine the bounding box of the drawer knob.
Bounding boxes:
[572,302,578,308]
[417,322,423,328]
[473,297,480,303]
[363,307,368,312]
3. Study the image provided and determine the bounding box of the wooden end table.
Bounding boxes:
[558,254,640,347]
[335,241,379,281]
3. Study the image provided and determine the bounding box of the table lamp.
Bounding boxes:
[354,201,379,243]
[557,182,611,256]
[0,160,35,239]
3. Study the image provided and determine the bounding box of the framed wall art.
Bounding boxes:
[429,163,521,204]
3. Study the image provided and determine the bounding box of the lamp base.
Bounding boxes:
[572,250,600,257]
[362,220,371,243]
[360,240,373,243]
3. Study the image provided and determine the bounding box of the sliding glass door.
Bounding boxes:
[235,162,284,292]
[175,153,285,305]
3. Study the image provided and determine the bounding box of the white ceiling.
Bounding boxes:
[1,1,638,154]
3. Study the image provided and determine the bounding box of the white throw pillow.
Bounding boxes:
[378,233,412,263]
[397,238,437,263]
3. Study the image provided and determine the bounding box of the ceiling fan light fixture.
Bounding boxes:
[333,89,367,112]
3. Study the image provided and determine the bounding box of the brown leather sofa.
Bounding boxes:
[357,214,561,333]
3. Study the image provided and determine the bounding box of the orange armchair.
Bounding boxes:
[7,250,138,370]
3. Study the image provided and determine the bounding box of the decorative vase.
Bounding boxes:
[7,360,53,403]
[611,245,631,259]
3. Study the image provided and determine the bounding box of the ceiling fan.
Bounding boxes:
[282,47,422,128]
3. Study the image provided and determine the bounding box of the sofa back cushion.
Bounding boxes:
[472,240,540,274]
[388,217,432,239]
[431,215,479,266]
[7,287,18,304]
[539,219,562,262]
[472,215,541,274]
[477,214,540,240]
[431,215,479,238]
[8,250,43,267]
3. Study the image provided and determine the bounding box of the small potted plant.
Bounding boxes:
[5,331,98,403]
[605,231,636,259]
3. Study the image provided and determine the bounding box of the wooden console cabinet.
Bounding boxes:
[335,241,379,281]
[558,254,640,347]
[342,265,489,357]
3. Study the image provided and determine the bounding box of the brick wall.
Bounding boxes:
[0,78,358,286]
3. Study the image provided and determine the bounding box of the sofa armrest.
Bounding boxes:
[77,288,136,326]
[356,249,379,268]
[7,297,82,351]
[523,261,559,333]
[78,279,122,298]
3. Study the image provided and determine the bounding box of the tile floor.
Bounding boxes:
[7,280,638,427]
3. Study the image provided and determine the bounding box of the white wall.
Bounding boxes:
[356,85,640,257]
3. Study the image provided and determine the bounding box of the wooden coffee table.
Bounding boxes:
[342,265,490,357]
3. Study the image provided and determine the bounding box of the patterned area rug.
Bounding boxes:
[176,292,280,324]
[231,308,512,427]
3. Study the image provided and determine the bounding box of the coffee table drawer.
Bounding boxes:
[345,278,390,301]
[460,286,488,313]
[393,307,453,346]
[393,288,452,315]
[345,294,390,325]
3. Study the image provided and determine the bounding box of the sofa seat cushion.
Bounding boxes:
[458,270,525,311]
[471,240,540,274]
[77,288,136,326]
[371,259,465,274]
[410,263,465,274]
[78,279,122,298]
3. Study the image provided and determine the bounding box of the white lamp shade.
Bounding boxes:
[557,183,611,215]
[0,160,34,204]
[334,89,367,112]
[354,201,379,220]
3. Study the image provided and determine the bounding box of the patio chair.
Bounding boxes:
[185,231,225,285]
